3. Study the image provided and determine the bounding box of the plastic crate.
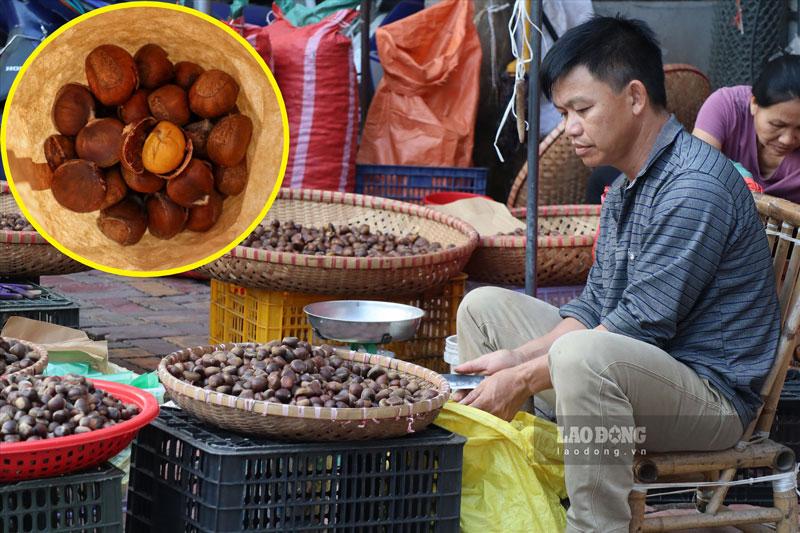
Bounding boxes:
[209,274,466,374]
[126,408,465,533]
[648,369,800,506]
[355,164,487,204]
[0,283,79,329]
[0,463,124,533]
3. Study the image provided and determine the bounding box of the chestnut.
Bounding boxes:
[142,121,186,175]
[101,166,128,209]
[51,160,107,213]
[207,114,252,167]
[118,89,152,124]
[186,189,223,232]
[148,85,190,126]
[97,196,147,246]
[167,159,213,207]
[214,160,247,196]
[146,192,187,239]
[174,61,204,91]
[43,135,76,171]
[85,44,138,106]
[75,118,124,168]
[183,119,213,159]
[134,44,173,89]
[51,83,96,136]
[188,69,239,118]
[121,166,164,194]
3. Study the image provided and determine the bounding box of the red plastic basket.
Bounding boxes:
[0,379,159,482]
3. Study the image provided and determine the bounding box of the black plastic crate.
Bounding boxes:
[126,408,465,533]
[0,463,124,533]
[648,369,800,506]
[355,164,487,204]
[0,283,79,329]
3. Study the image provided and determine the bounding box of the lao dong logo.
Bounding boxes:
[558,425,647,445]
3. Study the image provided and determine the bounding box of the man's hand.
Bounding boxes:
[450,348,523,401]
[459,365,532,421]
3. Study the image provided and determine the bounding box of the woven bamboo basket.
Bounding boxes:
[157,343,450,441]
[199,188,479,296]
[464,205,600,286]
[0,183,89,277]
[1,337,48,378]
[663,63,711,131]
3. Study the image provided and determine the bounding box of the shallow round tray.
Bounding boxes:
[304,300,424,344]
[157,343,450,441]
[198,188,479,296]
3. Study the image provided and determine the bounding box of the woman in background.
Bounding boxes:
[694,54,800,202]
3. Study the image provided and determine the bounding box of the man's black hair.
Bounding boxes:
[753,54,800,107]
[540,15,667,108]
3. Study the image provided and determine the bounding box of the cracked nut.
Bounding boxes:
[142,121,186,175]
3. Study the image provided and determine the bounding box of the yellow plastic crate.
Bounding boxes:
[209,274,467,374]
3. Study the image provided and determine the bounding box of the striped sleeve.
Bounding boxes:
[601,174,734,346]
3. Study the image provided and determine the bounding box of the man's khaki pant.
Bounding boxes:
[457,287,744,532]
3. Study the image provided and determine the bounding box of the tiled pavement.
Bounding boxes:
[41,270,210,374]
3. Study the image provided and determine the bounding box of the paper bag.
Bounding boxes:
[428,197,525,236]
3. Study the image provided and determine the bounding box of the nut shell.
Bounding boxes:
[75,118,124,168]
[146,192,187,239]
[121,166,164,194]
[120,117,157,174]
[214,160,247,196]
[167,159,214,208]
[188,70,239,118]
[51,83,96,136]
[85,44,138,106]
[207,114,252,167]
[142,121,187,175]
[174,61,204,91]
[51,160,107,213]
[184,119,213,159]
[148,85,190,126]
[118,89,152,124]
[134,44,174,89]
[100,166,128,209]
[186,189,223,232]
[43,135,76,171]
[97,196,147,246]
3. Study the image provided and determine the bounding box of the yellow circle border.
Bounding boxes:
[0,1,289,278]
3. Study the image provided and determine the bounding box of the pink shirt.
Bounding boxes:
[694,85,800,203]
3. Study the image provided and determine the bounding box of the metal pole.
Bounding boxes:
[360,0,373,133]
[193,1,211,15]
[525,0,543,296]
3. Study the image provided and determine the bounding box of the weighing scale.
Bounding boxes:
[303,300,485,390]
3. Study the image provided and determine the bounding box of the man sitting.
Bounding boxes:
[455,15,780,532]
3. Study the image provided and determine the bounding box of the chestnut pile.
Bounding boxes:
[0,213,34,232]
[240,220,451,257]
[42,43,253,245]
[165,338,440,408]
[0,374,140,442]
[0,339,41,376]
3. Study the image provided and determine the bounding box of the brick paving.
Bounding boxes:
[41,270,210,374]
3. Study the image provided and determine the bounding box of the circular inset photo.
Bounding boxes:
[1,2,287,276]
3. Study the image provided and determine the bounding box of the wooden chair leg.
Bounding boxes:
[774,488,798,533]
[629,489,646,533]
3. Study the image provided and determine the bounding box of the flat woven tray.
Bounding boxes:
[0,182,89,277]
[464,205,600,286]
[157,343,450,441]
[1,336,48,378]
[198,188,479,296]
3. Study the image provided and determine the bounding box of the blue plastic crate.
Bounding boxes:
[355,164,487,204]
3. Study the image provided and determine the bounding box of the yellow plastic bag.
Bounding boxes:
[435,402,567,533]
